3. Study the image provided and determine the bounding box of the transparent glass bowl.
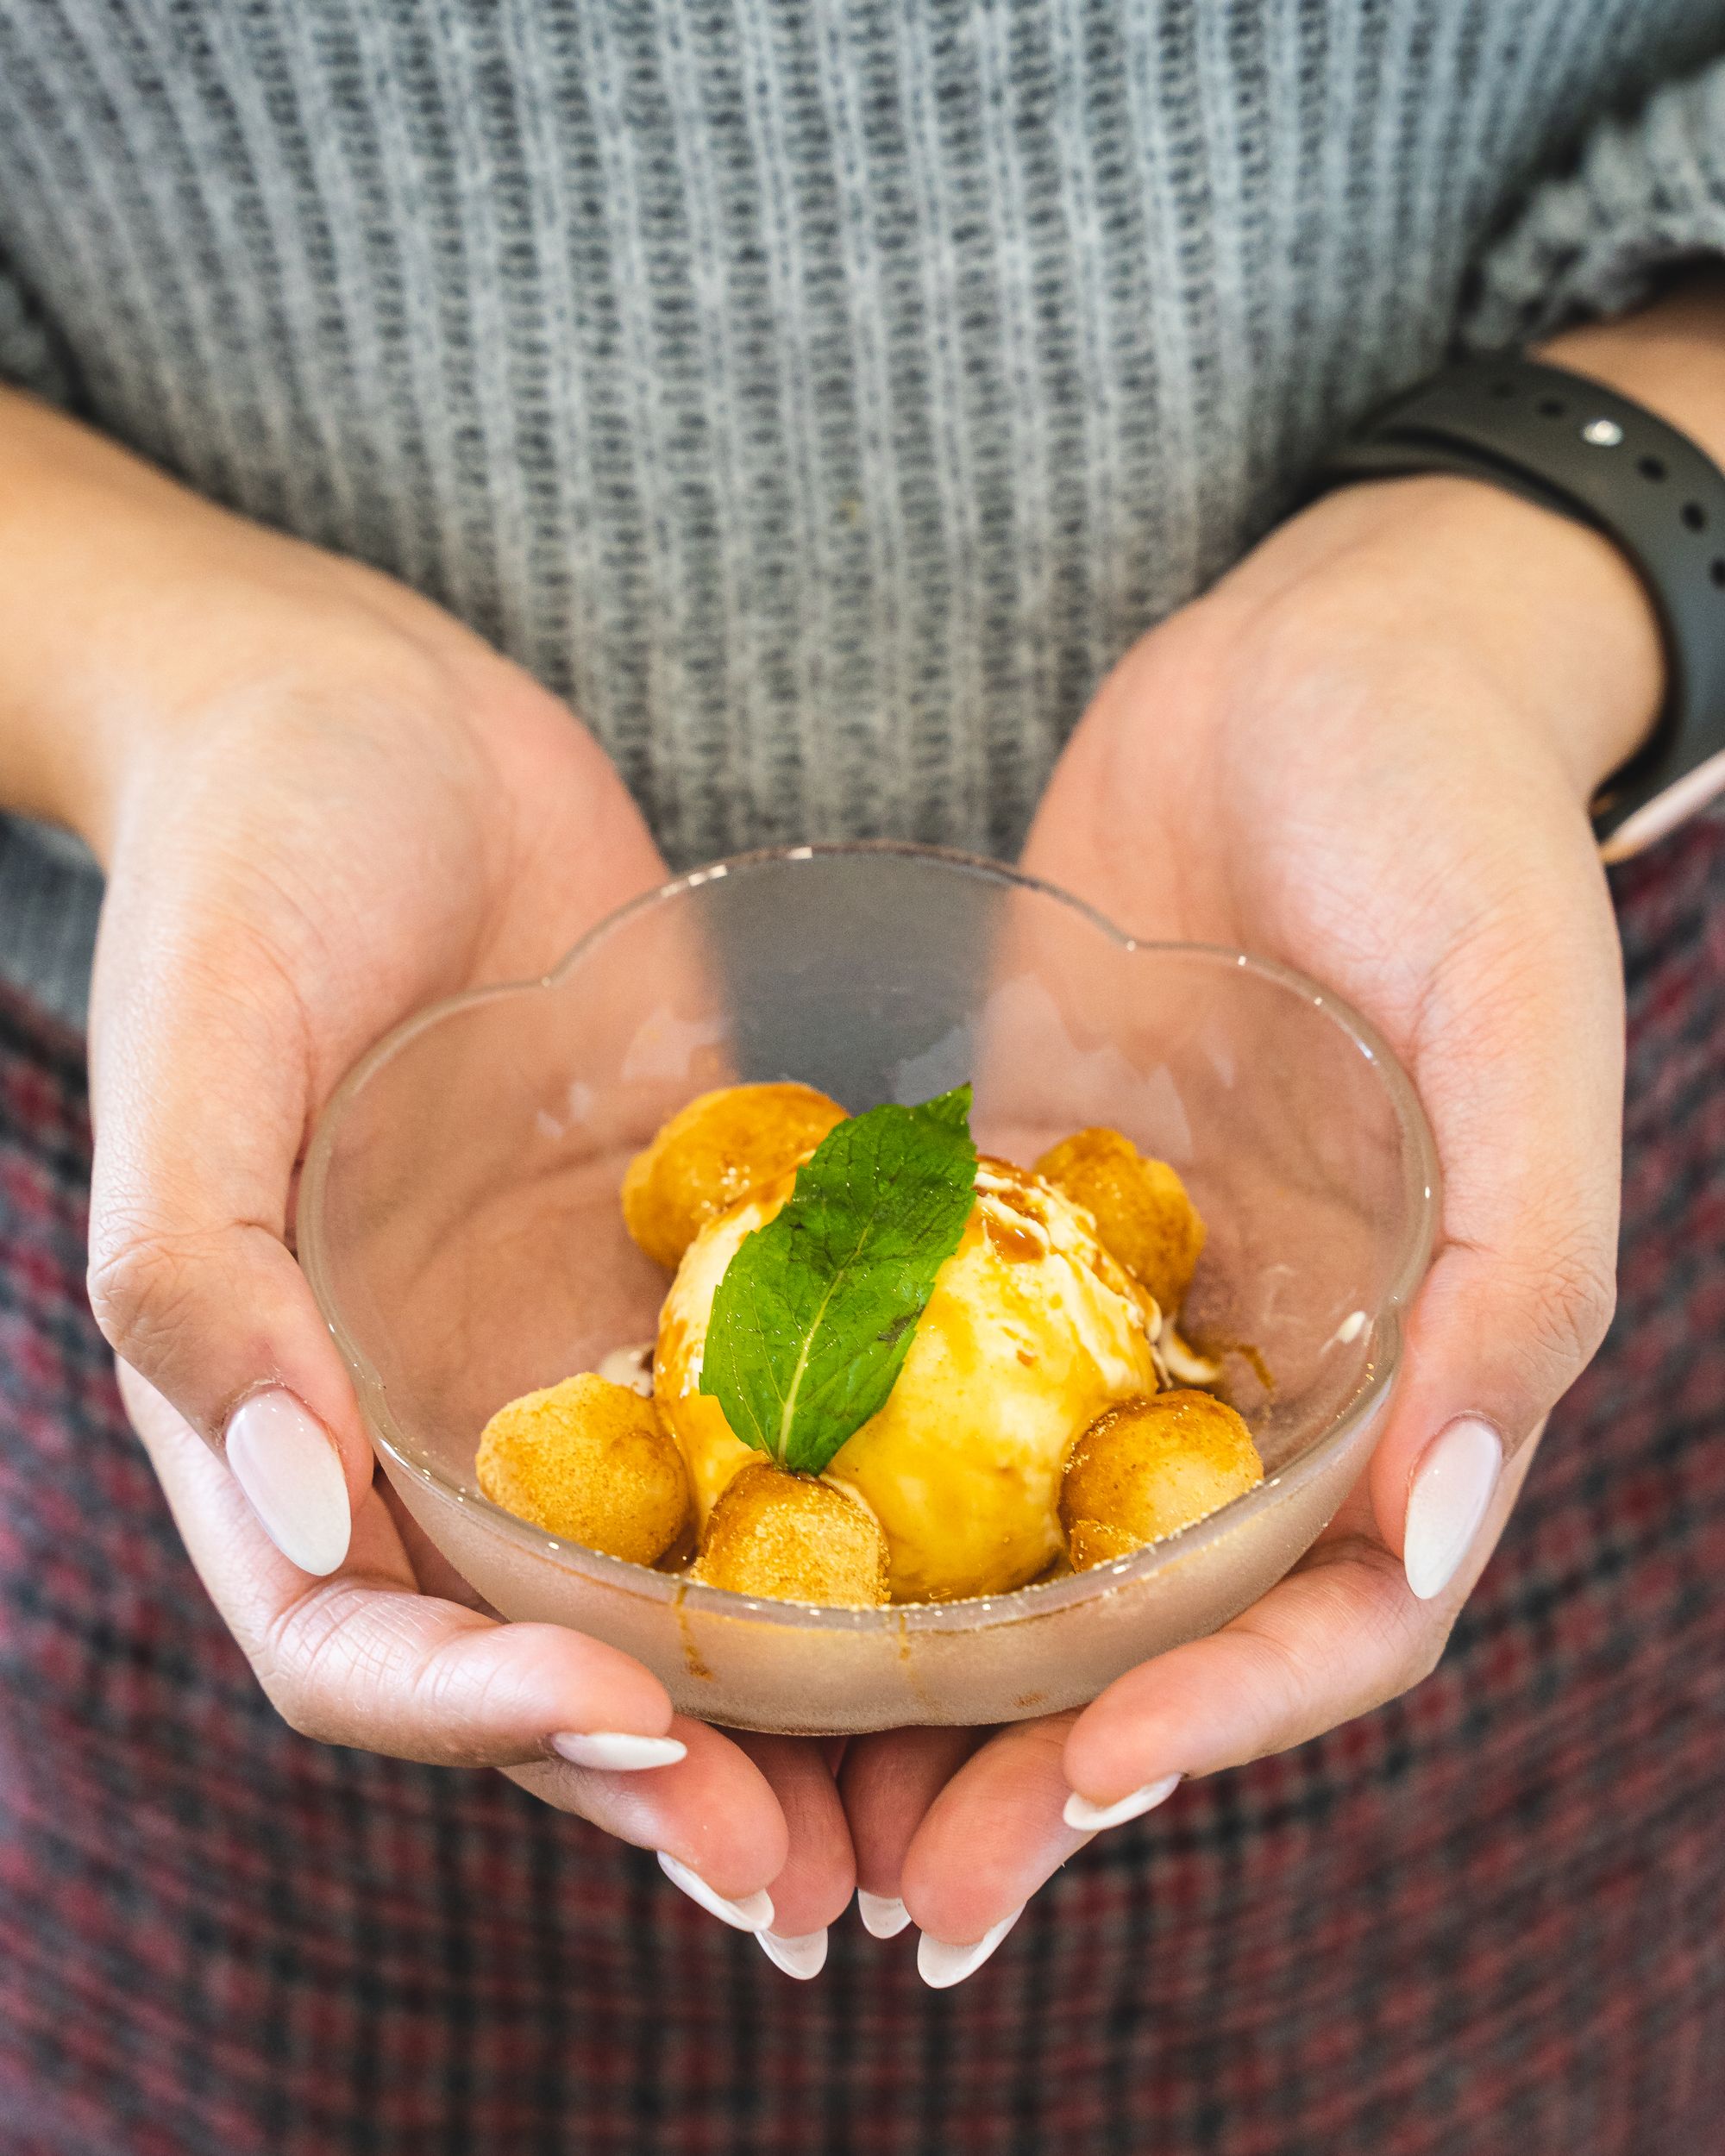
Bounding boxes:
[298,843,1439,1734]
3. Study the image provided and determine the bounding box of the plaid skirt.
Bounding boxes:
[3,819,1722,2156]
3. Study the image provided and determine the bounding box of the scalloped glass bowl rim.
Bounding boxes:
[299,840,1440,1637]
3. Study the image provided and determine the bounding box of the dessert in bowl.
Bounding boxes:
[298,843,1439,1734]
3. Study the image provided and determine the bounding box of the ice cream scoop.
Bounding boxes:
[656,1156,1159,1601]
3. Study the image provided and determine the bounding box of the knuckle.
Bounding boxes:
[1268,1532,1451,1724]
[250,1645,334,1745]
[1372,1604,1451,1702]
[1351,1622,1447,1719]
[1401,1624,1452,1693]
[1498,1228,1618,1401]
[85,1227,204,1369]
[250,1585,481,1760]
[260,1675,330,1745]
[1357,1570,1452,1702]
[245,1631,333,1741]
[1536,1241,1618,1372]
[249,1583,374,1745]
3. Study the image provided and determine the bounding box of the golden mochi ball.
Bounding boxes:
[656,1156,1159,1602]
[620,1081,847,1270]
[1035,1126,1206,1315]
[475,1374,692,1564]
[693,1460,890,1606]
[1061,1388,1263,1563]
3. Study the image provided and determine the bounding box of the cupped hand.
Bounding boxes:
[0,396,853,1959]
[843,462,1666,1982]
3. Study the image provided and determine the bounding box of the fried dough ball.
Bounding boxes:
[621,1081,848,1269]
[1036,1127,1206,1313]
[1065,1518,1143,1571]
[476,1374,692,1564]
[1061,1388,1263,1563]
[693,1461,890,1607]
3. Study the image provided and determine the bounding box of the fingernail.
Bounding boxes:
[656,1852,775,1934]
[224,1389,350,1576]
[917,1906,1025,1990]
[756,1927,828,1979]
[1063,1771,1182,1833]
[1404,1416,1503,1601]
[551,1732,687,1771]
[856,1890,912,1939]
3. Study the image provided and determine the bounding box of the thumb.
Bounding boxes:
[85,884,373,1576]
[1369,873,1623,1601]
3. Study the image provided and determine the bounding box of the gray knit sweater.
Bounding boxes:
[3,2,1725,1030]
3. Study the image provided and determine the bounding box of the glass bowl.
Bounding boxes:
[298,843,1438,1734]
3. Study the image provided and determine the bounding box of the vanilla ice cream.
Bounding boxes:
[655,1156,1159,1601]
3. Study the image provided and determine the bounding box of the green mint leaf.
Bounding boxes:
[698,1084,978,1476]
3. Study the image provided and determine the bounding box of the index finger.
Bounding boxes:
[898,1446,1534,1959]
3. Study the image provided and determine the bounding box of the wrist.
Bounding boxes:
[1222,272,1725,822]
[1219,472,1665,803]
[0,392,467,864]
[0,392,191,848]
[1539,270,1725,473]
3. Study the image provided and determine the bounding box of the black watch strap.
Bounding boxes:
[1313,355,1725,856]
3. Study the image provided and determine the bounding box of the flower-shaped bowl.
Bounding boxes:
[298,843,1438,1733]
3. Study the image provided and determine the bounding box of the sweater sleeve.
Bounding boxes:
[0,258,98,1032]
[1465,54,1725,348]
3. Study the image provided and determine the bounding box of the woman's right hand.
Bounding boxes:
[0,391,851,1958]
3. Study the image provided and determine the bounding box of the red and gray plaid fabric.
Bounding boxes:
[3,818,1722,2155]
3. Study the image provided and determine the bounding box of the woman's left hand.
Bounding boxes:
[839,288,1723,1977]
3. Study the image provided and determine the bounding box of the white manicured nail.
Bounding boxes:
[1063,1772,1182,1832]
[917,1906,1025,1990]
[856,1890,912,1939]
[757,1928,828,1979]
[1404,1417,1503,1601]
[657,1852,775,1933]
[551,1733,687,1771]
[224,1389,350,1576]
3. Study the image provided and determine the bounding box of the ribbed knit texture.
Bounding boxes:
[2,1,1723,1028]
